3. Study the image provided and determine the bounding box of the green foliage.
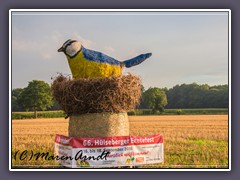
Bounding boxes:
[18,80,53,118]
[176,109,183,115]
[166,83,228,109]
[12,111,66,119]
[128,108,228,116]
[142,87,168,113]
[12,108,227,119]
[12,88,24,111]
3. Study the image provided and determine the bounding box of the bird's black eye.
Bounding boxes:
[62,39,72,48]
[63,39,77,48]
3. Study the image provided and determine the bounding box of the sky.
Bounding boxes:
[11,11,229,89]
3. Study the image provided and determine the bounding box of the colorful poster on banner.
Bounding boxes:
[54,134,164,168]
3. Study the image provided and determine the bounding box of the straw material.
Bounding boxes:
[51,74,142,117]
[68,112,129,138]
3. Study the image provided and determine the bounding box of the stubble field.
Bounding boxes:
[12,115,228,168]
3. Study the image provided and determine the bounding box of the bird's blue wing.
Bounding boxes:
[82,46,121,66]
[123,53,152,68]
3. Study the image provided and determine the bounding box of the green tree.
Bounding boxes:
[12,88,24,111]
[19,80,53,118]
[138,85,147,109]
[143,87,168,113]
[166,83,228,108]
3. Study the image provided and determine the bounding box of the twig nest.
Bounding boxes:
[51,74,142,117]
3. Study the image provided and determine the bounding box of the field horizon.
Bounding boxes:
[11,108,228,120]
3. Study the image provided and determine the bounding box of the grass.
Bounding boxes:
[11,115,229,169]
[12,111,66,119]
[128,108,228,116]
[12,108,228,119]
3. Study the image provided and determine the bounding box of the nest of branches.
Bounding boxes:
[51,74,142,117]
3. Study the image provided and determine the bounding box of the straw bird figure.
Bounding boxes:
[58,39,152,79]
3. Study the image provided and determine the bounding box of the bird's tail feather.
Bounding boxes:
[123,53,152,68]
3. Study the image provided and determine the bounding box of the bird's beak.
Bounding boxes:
[58,47,64,52]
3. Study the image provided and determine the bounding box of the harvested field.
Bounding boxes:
[11,115,228,168]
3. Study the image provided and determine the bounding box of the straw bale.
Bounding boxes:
[69,112,129,137]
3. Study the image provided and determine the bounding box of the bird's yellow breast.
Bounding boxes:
[67,51,123,79]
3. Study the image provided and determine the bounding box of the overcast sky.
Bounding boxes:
[11,11,229,89]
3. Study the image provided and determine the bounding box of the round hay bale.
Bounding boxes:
[51,74,142,117]
[69,112,129,137]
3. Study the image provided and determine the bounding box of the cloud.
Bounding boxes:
[42,53,52,60]
[12,32,98,66]
[13,31,67,62]
[12,39,36,52]
[72,33,95,48]
[129,50,140,57]
[12,38,56,63]
[51,31,65,44]
[104,46,115,53]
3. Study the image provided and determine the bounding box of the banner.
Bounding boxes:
[54,134,163,168]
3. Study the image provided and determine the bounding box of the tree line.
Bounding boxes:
[12,80,229,116]
[139,83,228,112]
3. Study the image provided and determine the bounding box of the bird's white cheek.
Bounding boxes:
[66,46,77,57]
[65,42,81,57]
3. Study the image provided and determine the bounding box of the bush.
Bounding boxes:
[176,109,183,115]
[142,109,152,115]
[12,111,66,119]
[127,111,136,116]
